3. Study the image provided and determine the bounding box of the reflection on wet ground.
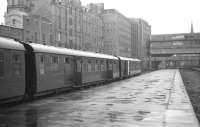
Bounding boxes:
[0,69,199,127]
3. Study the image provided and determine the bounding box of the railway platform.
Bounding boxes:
[0,69,199,127]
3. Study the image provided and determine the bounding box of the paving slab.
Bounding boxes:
[0,69,199,127]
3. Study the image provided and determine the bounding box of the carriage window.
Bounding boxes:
[101,60,105,71]
[88,60,92,72]
[40,55,45,63]
[83,60,88,72]
[76,59,82,72]
[95,60,98,72]
[98,61,101,71]
[65,57,69,64]
[12,54,21,76]
[91,60,95,72]
[39,55,45,75]
[0,52,4,77]
[52,56,59,64]
[108,61,113,70]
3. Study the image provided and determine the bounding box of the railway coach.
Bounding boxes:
[25,43,119,97]
[0,36,142,104]
[118,56,141,78]
[0,37,26,104]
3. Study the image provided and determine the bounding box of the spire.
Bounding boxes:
[191,22,194,33]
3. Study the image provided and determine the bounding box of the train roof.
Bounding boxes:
[0,37,25,51]
[118,56,141,62]
[29,43,118,60]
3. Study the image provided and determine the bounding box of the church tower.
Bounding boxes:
[191,22,194,33]
[5,0,32,28]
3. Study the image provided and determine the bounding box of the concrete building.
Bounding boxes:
[101,9,131,57]
[150,32,200,70]
[130,18,151,70]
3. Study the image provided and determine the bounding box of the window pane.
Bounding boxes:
[40,55,45,75]
[52,56,59,64]
[65,57,69,64]
[12,54,21,76]
[95,60,98,72]
[40,55,45,63]
[76,59,81,72]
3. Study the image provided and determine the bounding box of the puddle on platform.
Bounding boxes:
[133,111,151,121]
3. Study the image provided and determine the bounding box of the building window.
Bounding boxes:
[69,40,73,48]
[69,29,72,36]
[69,7,72,15]
[26,30,30,42]
[69,18,73,25]
[0,51,4,77]
[57,32,61,41]
[12,19,16,25]
[42,33,46,43]
[52,56,59,64]
[34,32,38,43]
[50,34,53,43]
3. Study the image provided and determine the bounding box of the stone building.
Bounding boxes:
[101,9,131,57]
[5,0,31,28]
[130,18,151,70]
[82,4,103,52]
[3,0,150,58]
[4,0,104,53]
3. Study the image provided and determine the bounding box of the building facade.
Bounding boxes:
[101,9,131,57]
[82,4,103,52]
[4,0,104,53]
[5,0,31,28]
[3,0,151,58]
[150,33,200,70]
[130,18,151,70]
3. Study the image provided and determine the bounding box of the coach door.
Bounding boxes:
[64,56,75,84]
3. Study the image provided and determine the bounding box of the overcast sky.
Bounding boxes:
[0,0,200,34]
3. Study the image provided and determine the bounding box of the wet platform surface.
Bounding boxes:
[0,69,199,127]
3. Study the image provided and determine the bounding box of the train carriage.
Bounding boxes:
[0,36,142,104]
[0,37,26,103]
[27,43,118,96]
[118,57,141,78]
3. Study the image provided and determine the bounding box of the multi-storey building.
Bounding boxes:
[29,0,83,49]
[150,32,200,70]
[82,3,103,52]
[4,0,104,53]
[130,18,151,70]
[3,0,150,58]
[101,9,131,57]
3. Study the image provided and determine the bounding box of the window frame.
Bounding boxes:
[12,53,22,76]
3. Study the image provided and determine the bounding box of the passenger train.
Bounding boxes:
[0,36,141,104]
